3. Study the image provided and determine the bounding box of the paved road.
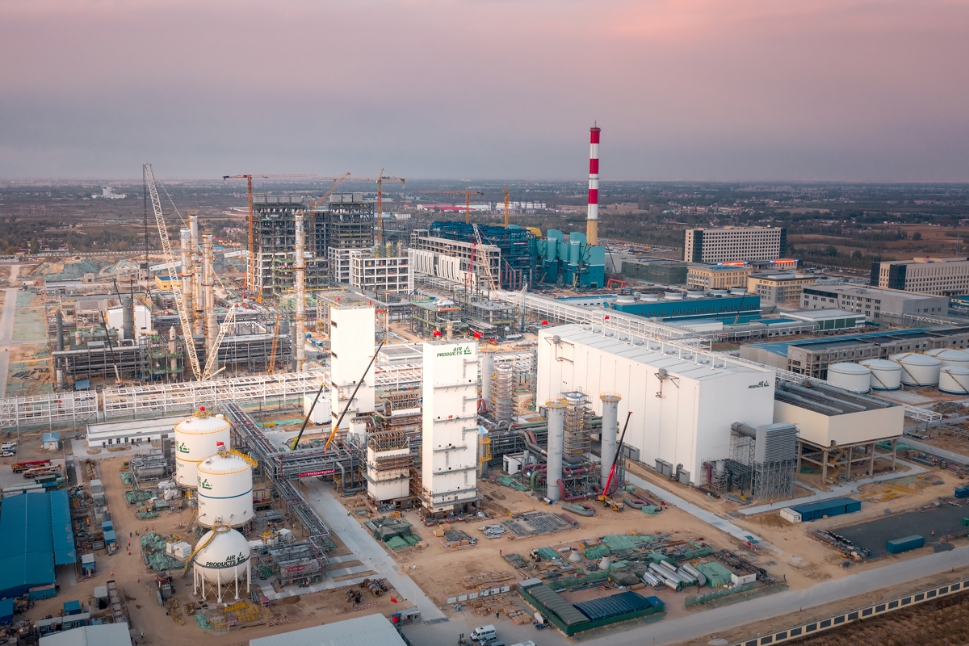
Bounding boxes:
[902,439,969,466]
[740,460,928,516]
[588,545,969,646]
[625,471,766,545]
[301,478,447,622]
[0,265,20,397]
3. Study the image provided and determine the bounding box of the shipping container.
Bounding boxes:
[886,534,925,554]
[789,497,861,522]
[779,508,802,524]
[955,486,969,499]
[103,530,116,545]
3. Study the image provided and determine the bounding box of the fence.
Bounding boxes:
[730,577,969,646]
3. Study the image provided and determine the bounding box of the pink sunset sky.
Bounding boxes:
[1,0,967,181]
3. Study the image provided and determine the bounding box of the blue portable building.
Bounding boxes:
[63,600,82,615]
[0,489,75,598]
[0,599,13,626]
[789,497,861,522]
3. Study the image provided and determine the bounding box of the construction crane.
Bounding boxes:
[222,173,333,293]
[302,172,352,233]
[599,411,633,508]
[375,169,405,246]
[267,312,281,375]
[504,184,510,228]
[422,190,485,224]
[289,341,384,451]
[145,163,203,381]
[200,302,239,381]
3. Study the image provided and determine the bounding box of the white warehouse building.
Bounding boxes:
[536,325,776,485]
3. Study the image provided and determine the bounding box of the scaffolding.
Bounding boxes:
[563,392,591,458]
[490,364,514,424]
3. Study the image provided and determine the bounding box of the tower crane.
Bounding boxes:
[375,169,405,246]
[222,173,339,293]
[145,164,203,381]
[504,184,510,228]
[422,190,485,224]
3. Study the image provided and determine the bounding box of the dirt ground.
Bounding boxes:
[23,455,417,646]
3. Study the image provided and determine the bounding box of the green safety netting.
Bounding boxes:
[386,536,409,550]
[583,545,611,560]
[195,613,212,629]
[120,472,134,486]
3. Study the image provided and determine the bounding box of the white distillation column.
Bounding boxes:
[545,398,566,501]
[599,393,621,491]
[203,234,217,354]
[180,228,194,332]
[191,214,204,336]
[294,212,306,371]
[480,347,495,412]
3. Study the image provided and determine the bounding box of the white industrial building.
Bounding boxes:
[536,325,776,485]
[420,340,480,513]
[86,416,183,449]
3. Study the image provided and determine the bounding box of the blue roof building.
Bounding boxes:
[0,490,76,598]
[606,294,761,320]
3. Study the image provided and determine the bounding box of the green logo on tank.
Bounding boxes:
[199,478,212,490]
[437,346,473,357]
[177,441,190,454]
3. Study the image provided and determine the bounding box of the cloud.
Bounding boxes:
[0,0,967,180]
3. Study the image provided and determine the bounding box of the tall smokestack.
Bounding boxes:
[545,398,566,502]
[586,125,600,245]
[294,212,306,371]
[599,393,620,491]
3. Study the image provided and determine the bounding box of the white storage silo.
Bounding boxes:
[192,524,251,603]
[196,447,254,529]
[174,408,231,487]
[939,366,969,395]
[890,353,942,387]
[861,359,902,391]
[926,348,969,369]
[826,363,871,394]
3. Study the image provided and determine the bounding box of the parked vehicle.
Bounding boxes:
[469,625,497,643]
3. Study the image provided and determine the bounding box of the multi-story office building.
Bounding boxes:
[800,284,948,322]
[871,257,969,296]
[686,264,752,290]
[747,273,817,305]
[683,227,786,263]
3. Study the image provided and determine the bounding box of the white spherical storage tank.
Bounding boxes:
[939,366,969,395]
[197,448,254,529]
[926,348,969,368]
[890,352,942,387]
[174,408,231,488]
[192,524,250,603]
[861,359,902,391]
[826,363,871,394]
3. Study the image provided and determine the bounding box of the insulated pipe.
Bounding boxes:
[169,327,178,374]
[599,393,621,489]
[294,212,306,371]
[202,234,217,354]
[546,399,566,501]
[730,422,757,438]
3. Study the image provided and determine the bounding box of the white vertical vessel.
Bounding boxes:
[174,408,231,488]
[196,444,254,528]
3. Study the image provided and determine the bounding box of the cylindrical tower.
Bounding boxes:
[122,296,134,341]
[599,393,621,491]
[586,125,600,245]
[545,399,566,502]
[192,524,251,604]
[294,212,306,371]
[491,363,514,424]
[202,234,217,355]
[480,347,496,409]
[56,309,64,352]
[190,216,203,337]
[174,408,231,487]
[197,445,254,528]
[180,228,194,328]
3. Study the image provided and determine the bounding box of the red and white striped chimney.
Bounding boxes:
[586,125,600,245]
